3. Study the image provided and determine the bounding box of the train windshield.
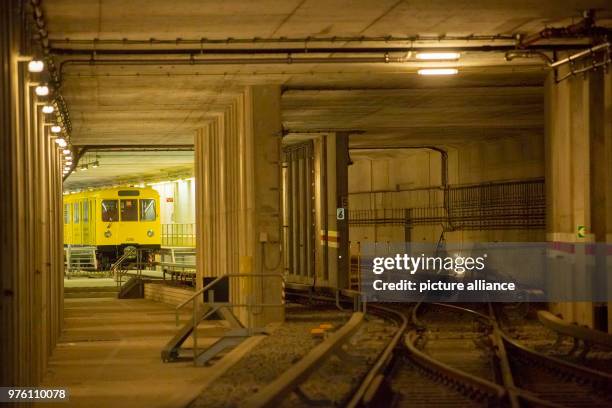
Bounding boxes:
[120,199,138,221]
[101,200,119,222]
[140,199,156,221]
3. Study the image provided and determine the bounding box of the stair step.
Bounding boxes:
[65,286,119,293]
[64,291,118,299]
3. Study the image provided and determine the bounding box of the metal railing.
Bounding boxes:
[348,178,545,230]
[162,223,196,247]
[175,273,285,363]
[159,262,197,287]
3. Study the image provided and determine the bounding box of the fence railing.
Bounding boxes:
[162,223,196,247]
[348,178,545,230]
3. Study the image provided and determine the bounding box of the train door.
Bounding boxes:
[82,199,90,244]
[90,199,97,245]
[63,202,71,244]
[72,201,81,245]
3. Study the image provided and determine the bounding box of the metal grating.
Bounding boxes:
[349,178,545,230]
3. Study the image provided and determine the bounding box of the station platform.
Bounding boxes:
[41,298,263,407]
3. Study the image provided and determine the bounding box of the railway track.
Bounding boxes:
[259,285,612,408]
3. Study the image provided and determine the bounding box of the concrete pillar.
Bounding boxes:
[314,132,350,289]
[0,0,64,386]
[545,64,612,330]
[195,85,283,327]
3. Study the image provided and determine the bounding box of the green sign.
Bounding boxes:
[577,225,586,238]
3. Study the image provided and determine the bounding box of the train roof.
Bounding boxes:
[63,186,160,200]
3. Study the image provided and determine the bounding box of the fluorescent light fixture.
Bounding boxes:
[51,125,62,133]
[416,52,460,60]
[65,161,73,165]
[62,149,71,155]
[92,161,99,168]
[35,85,49,96]
[80,165,88,171]
[42,105,54,114]
[28,60,44,73]
[418,68,459,76]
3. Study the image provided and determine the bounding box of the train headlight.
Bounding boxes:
[104,230,112,238]
[147,229,154,237]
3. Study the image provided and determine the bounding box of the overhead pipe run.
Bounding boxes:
[50,34,518,48]
[518,10,610,48]
[506,42,610,83]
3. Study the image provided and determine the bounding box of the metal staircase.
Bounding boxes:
[64,246,98,273]
[161,273,284,366]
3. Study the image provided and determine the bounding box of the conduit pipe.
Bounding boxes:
[58,55,409,81]
[519,10,598,47]
[506,42,610,83]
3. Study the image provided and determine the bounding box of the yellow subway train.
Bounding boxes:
[63,187,161,269]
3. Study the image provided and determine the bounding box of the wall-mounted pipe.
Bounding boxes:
[50,34,518,48]
[505,42,610,83]
[518,10,604,47]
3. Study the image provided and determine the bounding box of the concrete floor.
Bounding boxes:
[41,298,264,407]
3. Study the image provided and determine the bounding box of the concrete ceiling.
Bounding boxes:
[64,151,194,189]
[41,1,611,187]
[44,0,612,40]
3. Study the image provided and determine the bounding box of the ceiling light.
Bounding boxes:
[35,85,49,96]
[28,60,44,73]
[418,68,459,76]
[41,105,54,114]
[51,125,62,133]
[80,165,88,171]
[55,137,66,144]
[65,161,73,165]
[92,161,99,168]
[63,149,71,155]
[415,52,460,60]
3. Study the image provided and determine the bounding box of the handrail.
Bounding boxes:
[173,273,285,362]
[175,273,284,311]
[242,312,364,408]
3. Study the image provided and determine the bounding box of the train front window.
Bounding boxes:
[140,199,156,221]
[101,200,119,222]
[120,199,138,221]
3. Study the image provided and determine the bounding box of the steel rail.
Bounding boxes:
[408,302,568,407]
[500,330,612,393]
[283,285,408,407]
[242,312,365,408]
[345,304,407,407]
[407,302,508,404]
[537,310,612,351]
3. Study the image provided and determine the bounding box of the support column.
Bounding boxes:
[316,132,350,289]
[546,64,612,330]
[195,85,283,327]
[1,0,64,386]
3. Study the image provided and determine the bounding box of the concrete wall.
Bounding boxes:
[194,86,284,326]
[152,178,196,224]
[348,137,545,245]
[545,64,612,330]
[144,283,194,307]
[0,0,64,386]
